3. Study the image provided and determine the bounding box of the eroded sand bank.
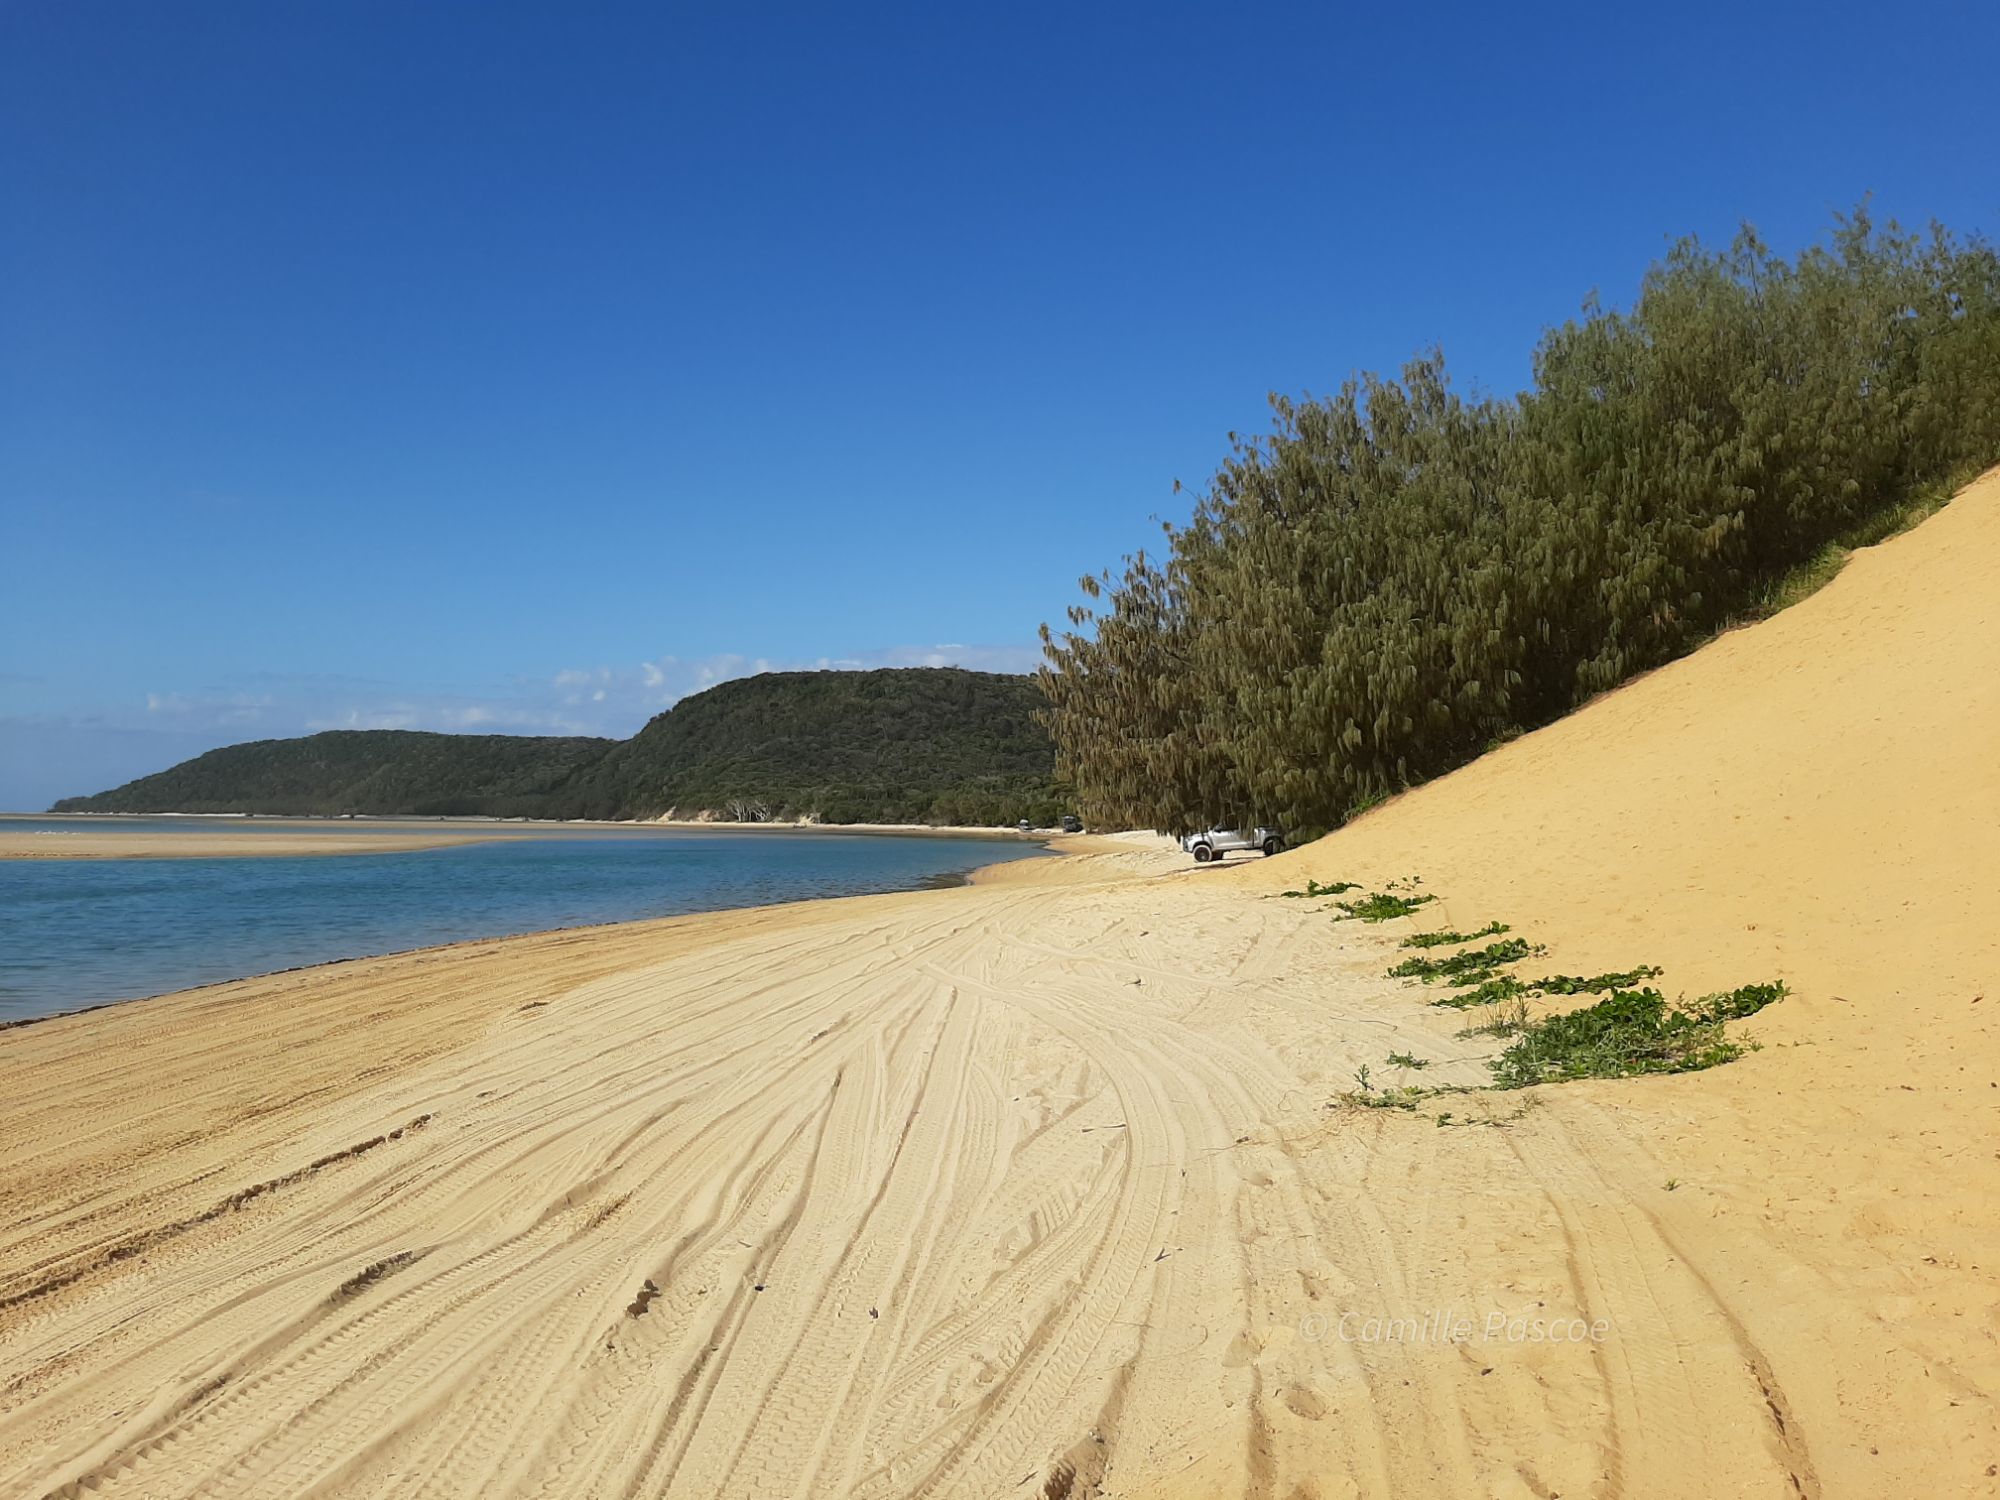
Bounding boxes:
[2,474,1996,1498]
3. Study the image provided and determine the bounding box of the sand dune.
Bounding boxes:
[2,474,1996,1498]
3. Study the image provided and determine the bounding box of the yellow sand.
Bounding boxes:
[2,473,1996,1498]
[0,819,1045,860]
[0,830,509,859]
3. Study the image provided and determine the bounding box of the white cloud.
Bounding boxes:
[301,700,592,735]
[146,691,274,726]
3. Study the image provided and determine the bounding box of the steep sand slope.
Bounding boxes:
[1237,463,2000,1495]
[1256,464,2000,1005]
[0,476,1995,1499]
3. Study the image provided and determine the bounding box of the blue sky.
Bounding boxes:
[4,0,1996,810]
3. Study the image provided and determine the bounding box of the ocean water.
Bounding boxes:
[0,822,1046,1022]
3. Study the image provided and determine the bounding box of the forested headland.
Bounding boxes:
[53,669,1064,826]
[1038,209,2000,836]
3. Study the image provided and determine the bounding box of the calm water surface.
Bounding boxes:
[0,821,1046,1021]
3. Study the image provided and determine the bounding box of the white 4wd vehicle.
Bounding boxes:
[1180,826,1283,862]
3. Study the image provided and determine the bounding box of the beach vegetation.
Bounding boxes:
[1434,975,1531,1008]
[1456,997,1533,1038]
[1038,208,2000,835]
[1280,878,1360,898]
[1431,966,1669,1008]
[1388,938,1541,983]
[1401,922,1511,948]
[1533,966,1666,995]
[1489,982,1787,1088]
[1333,890,1436,922]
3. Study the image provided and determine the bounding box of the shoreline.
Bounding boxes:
[8,479,1994,1495]
[2,796,1944,1498]
[0,812,1055,861]
[1,886,946,1037]
[0,829,516,860]
[0,835,1103,1030]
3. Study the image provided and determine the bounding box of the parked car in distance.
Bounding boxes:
[1060,814,1083,833]
[1180,826,1283,862]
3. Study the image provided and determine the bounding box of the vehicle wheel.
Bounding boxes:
[1262,837,1280,857]
[1192,844,1214,863]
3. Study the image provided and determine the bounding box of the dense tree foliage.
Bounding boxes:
[1040,209,2000,836]
[55,669,1065,826]
[546,668,1062,824]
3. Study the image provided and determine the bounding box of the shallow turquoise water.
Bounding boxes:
[0,823,1045,1021]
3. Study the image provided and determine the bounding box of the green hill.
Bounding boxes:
[53,668,1063,826]
[555,668,1059,824]
[50,731,616,818]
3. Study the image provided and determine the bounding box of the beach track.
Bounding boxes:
[5,470,2000,1497]
[0,859,1880,1500]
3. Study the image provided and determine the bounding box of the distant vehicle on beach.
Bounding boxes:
[1180,826,1283,862]
[1060,814,1083,833]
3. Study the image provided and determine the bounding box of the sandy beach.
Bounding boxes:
[1,473,1995,1498]
[0,817,1049,861]
[0,829,515,860]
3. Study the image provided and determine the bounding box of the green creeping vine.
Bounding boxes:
[1489,983,1788,1088]
[1281,878,1360,898]
[1388,939,1541,983]
[1401,922,1511,949]
[1334,890,1436,922]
